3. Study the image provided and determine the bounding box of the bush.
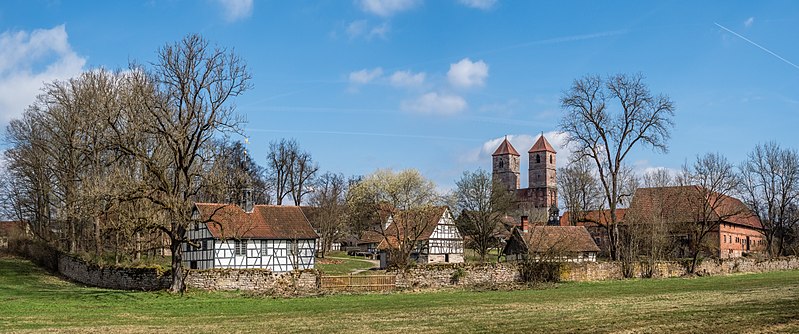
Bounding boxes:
[450,267,467,284]
[518,258,561,283]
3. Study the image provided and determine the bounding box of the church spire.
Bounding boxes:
[492,136,520,156]
[529,134,557,153]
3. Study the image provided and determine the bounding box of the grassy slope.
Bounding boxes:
[316,251,378,275]
[1,256,798,333]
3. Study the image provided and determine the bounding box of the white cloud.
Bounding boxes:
[357,0,421,17]
[457,0,497,10]
[368,22,390,39]
[401,92,467,115]
[348,67,383,84]
[0,25,86,124]
[217,0,253,22]
[447,58,489,88]
[744,17,754,28]
[346,20,368,38]
[389,70,426,88]
[346,20,391,40]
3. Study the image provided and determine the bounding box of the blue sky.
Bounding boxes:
[1,0,798,191]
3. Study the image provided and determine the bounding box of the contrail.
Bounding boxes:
[714,22,799,70]
[245,128,483,143]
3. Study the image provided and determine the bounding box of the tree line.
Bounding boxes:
[3,36,797,290]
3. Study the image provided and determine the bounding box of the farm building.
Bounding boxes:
[503,225,600,262]
[374,206,465,268]
[182,202,318,272]
[559,186,766,259]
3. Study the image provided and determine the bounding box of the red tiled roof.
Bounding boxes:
[377,206,450,250]
[628,186,762,229]
[522,226,600,253]
[194,203,318,240]
[529,135,557,153]
[492,137,520,156]
[559,209,627,227]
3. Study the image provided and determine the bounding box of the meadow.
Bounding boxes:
[1,255,798,333]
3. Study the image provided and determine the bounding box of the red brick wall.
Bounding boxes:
[717,223,766,258]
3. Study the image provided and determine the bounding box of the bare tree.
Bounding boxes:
[266,138,318,206]
[200,140,270,205]
[680,153,741,273]
[560,73,675,260]
[454,169,514,262]
[558,158,604,226]
[289,150,319,206]
[267,139,296,205]
[347,169,440,269]
[308,172,348,258]
[108,34,250,292]
[740,142,799,257]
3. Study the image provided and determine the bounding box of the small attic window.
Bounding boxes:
[536,154,541,163]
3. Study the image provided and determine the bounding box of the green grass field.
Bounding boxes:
[2,255,798,333]
[316,251,379,275]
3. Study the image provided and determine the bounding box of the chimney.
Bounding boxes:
[520,216,529,233]
[242,188,254,213]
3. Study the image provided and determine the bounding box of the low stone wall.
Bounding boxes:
[184,269,320,295]
[57,254,171,291]
[394,262,520,289]
[393,256,799,290]
[695,256,799,276]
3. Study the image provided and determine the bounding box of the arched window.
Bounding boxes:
[498,159,504,168]
[536,154,540,163]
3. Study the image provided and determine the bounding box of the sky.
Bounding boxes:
[1,0,798,192]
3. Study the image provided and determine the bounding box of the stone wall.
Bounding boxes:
[57,254,171,291]
[184,269,320,295]
[393,256,799,290]
[394,262,520,289]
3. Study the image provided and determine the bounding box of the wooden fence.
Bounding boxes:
[320,274,396,292]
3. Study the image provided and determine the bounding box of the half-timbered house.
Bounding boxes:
[182,203,318,272]
[376,206,465,267]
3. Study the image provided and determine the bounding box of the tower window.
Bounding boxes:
[498,159,504,168]
[550,155,553,163]
[536,154,540,163]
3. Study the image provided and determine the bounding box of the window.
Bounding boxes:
[550,155,553,164]
[235,240,246,256]
[536,154,541,163]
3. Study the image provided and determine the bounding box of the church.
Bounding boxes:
[492,134,559,226]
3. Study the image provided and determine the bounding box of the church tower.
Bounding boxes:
[492,137,520,191]
[528,134,557,208]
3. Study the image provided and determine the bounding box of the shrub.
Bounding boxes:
[450,267,467,284]
[518,258,561,283]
